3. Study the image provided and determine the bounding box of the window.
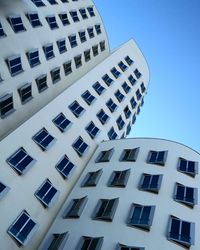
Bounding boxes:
[111,67,121,79]
[8,210,38,246]
[59,13,70,26]
[27,49,40,67]
[79,8,88,19]
[174,183,197,207]
[60,0,68,2]
[0,21,6,37]
[86,121,100,139]
[46,15,58,29]
[69,101,85,118]
[126,122,131,136]
[81,90,96,105]
[106,98,117,113]
[167,215,195,248]
[53,113,71,132]
[72,136,89,157]
[130,97,137,109]
[128,75,136,86]
[18,83,33,104]
[47,0,58,4]
[51,67,60,84]
[136,89,142,101]
[177,158,198,177]
[117,243,145,250]
[81,169,103,187]
[35,179,59,208]
[93,82,105,95]
[43,43,54,60]
[31,0,45,7]
[116,115,125,130]
[93,198,119,221]
[137,106,140,115]
[108,169,130,187]
[125,55,134,65]
[32,128,56,151]
[127,204,155,231]
[68,34,77,48]
[57,39,66,54]
[47,232,69,250]
[84,49,91,62]
[141,83,146,93]
[7,55,23,76]
[122,82,131,94]
[8,15,26,33]
[74,54,82,68]
[134,68,142,79]
[55,155,75,179]
[120,148,139,162]
[124,106,131,119]
[79,30,87,43]
[63,196,88,218]
[70,11,80,22]
[100,41,106,51]
[102,74,113,86]
[95,24,101,35]
[147,150,168,166]
[115,90,125,103]
[77,236,103,250]
[0,93,15,118]
[36,74,48,93]
[132,114,136,124]
[118,61,128,72]
[87,6,95,17]
[63,60,72,75]
[87,27,94,38]
[97,109,109,124]
[0,182,10,200]
[139,174,163,193]
[95,148,114,163]
[27,12,42,28]
[108,127,118,140]
[92,45,98,56]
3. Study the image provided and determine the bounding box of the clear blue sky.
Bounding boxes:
[95,0,200,152]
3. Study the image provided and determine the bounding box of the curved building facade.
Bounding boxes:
[0,0,109,139]
[39,138,200,250]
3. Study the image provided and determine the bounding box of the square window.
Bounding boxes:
[36,74,48,92]
[68,34,77,48]
[136,89,142,101]
[79,8,88,19]
[124,105,131,119]
[116,115,125,130]
[95,148,114,163]
[147,150,168,166]
[139,173,163,194]
[55,155,76,179]
[7,55,23,76]
[0,21,6,37]
[167,215,195,248]
[57,39,67,54]
[100,41,106,51]
[95,24,101,35]
[69,101,85,118]
[43,43,54,60]
[97,109,109,124]
[122,82,131,94]
[0,93,15,118]
[87,6,95,17]
[115,90,125,103]
[108,127,118,140]
[125,55,134,65]
[72,136,89,157]
[27,12,42,28]
[32,128,56,151]
[87,27,94,38]
[108,169,130,188]
[86,121,100,139]
[46,15,58,29]
[118,61,128,72]
[8,15,26,33]
[84,49,91,62]
[77,236,103,250]
[63,60,72,76]
[52,113,71,132]
[177,158,198,177]
[63,196,88,218]
[81,169,103,187]
[141,83,146,93]
[128,75,136,86]
[93,82,105,95]
[117,243,144,250]
[27,49,40,67]
[47,0,58,5]
[92,45,98,56]
[7,210,38,246]
[18,83,33,104]
[79,30,87,43]
[35,179,59,208]
[82,90,96,105]
[106,98,117,113]
[120,148,139,162]
[110,67,121,79]
[130,97,137,109]
[74,54,82,68]
[174,183,198,207]
[134,68,142,79]
[46,232,69,250]
[70,11,80,22]
[31,0,45,7]
[102,74,113,86]
[93,198,119,222]
[0,182,10,200]
[50,67,60,84]
[127,204,155,231]
[59,13,70,26]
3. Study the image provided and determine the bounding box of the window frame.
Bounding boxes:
[72,136,89,157]
[27,12,42,28]
[36,74,48,93]
[0,182,10,200]
[46,15,58,30]
[147,150,168,166]
[52,113,72,132]
[69,100,85,118]
[120,148,139,162]
[8,15,26,33]
[177,157,198,177]
[50,67,61,84]
[45,232,69,250]
[96,109,110,124]
[77,236,103,250]
[85,121,100,139]
[63,196,88,218]
[55,155,76,179]
[81,90,96,105]
[81,169,103,187]
[108,169,131,188]
[95,148,114,163]
[139,173,163,194]
[7,55,23,77]
[18,82,33,104]
[0,93,15,118]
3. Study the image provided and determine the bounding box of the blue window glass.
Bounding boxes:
[27,49,40,67]
[68,34,77,48]
[125,55,134,65]
[81,90,96,105]
[126,122,131,135]
[47,0,58,5]
[97,109,109,124]
[59,13,70,26]
[7,55,23,76]
[92,82,105,95]
[147,150,168,166]
[87,27,94,38]
[8,15,26,33]
[46,15,58,29]
[116,115,125,130]
[106,98,117,113]
[95,24,101,35]
[136,89,142,100]
[115,90,125,103]
[108,127,118,140]
[79,8,88,19]
[57,39,66,54]
[118,61,128,72]
[55,155,75,178]
[110,67,121,79]
[130,97,137,109]
[0,21,6,37]
[174,183,197,207]
[43,43,54,60]
[87,6,95,17]
[122,82,131,94]
[86,121,100,139]
[18,83,33,104]
[79,30,87,43]
[31,0,45,7]
[53,113,71,132]
[141,82,146,93]
[128,75,136,86]
[70,11,80,22]
[102,74,114,86]
[178,158,198,177]
[72,136,89,157]
[124,105,131,118]
[32,128,56,151]
[27,13,42,28]
[0,93,15,118]
[132,114,136,124]
[69,101,85,118]
[134,68,142,79]
[0,182,10,199]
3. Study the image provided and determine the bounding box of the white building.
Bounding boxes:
[0,0,109,140]
[39,138,200,250]
[0,39,149,249]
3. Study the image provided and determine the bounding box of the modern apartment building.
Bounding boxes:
[39,138,200,250]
